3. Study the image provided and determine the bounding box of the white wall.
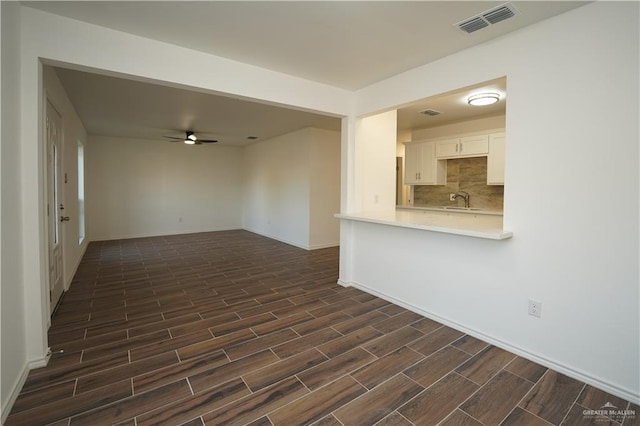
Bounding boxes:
[43,67,89,289]
[243,127,341,250]
[354,110,397,212]
[87,136,243,241]
[309,128,341,249]
[1,2,26,420]
[87,132,338,248]
[0,59,91,420]
[242,129,311,248]
[344,2,639,402]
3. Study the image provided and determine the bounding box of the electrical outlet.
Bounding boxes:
[528,299,542,318]
[449,193,456,201]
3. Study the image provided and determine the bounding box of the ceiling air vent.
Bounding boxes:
[458,17,489,34]
[455,2,518,34]
[420,109,442,117]
[483,4,516,24]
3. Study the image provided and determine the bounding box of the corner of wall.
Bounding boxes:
[1,0,28,419]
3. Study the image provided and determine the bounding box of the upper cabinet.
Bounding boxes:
[435,134,489,159]
[487,132,505,185]
[404,141,446,185]
[405,129,505,186]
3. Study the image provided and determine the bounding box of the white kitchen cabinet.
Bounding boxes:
[434,138,460,158]
[404,143,421,185]
[404,141,446,185]
[435,134,489,159]
[487,132,505,185]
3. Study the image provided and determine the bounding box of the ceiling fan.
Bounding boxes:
[163,131,218,145]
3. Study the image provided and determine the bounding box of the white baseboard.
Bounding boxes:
[308,241,340,250]
[242,228,339,252]
[242,228,310,250]
[1,364,28,423]
[244,228,308,249]
[1,353,49,423]
[28,352,50,370]
[343,279,640,405]
[90,228,338,252]
[89,226,242,242]
[337,279,350,287]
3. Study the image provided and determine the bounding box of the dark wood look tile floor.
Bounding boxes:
[7,230,638,426]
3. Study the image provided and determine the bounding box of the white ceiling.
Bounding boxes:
[397,77,507,131]
[29,1,586,144]
[52,67,342,145]
[26,1,585,91]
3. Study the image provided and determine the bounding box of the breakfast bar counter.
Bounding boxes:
[336,207,512,240]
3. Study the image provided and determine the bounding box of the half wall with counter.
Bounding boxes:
[336,206,511,240]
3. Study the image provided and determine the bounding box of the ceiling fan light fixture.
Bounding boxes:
[164,131,217,144]
[468,92,500,106]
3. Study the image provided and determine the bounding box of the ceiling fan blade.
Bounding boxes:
[197,139,218,143]
[163,136,183,141]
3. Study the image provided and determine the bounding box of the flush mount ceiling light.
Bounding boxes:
[467,92,500,106]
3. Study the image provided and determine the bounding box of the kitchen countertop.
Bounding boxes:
[336,208,512,240]
[398,205,503,216]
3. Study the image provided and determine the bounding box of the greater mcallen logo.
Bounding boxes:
[582,402,636,422]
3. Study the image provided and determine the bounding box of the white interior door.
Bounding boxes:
[47,100,65,314]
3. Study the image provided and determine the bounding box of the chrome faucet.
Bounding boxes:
[453,191,470,208]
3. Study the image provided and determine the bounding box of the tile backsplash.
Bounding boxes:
[412,157,504,211]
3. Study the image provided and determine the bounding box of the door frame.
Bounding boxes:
[44,94,65,320]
